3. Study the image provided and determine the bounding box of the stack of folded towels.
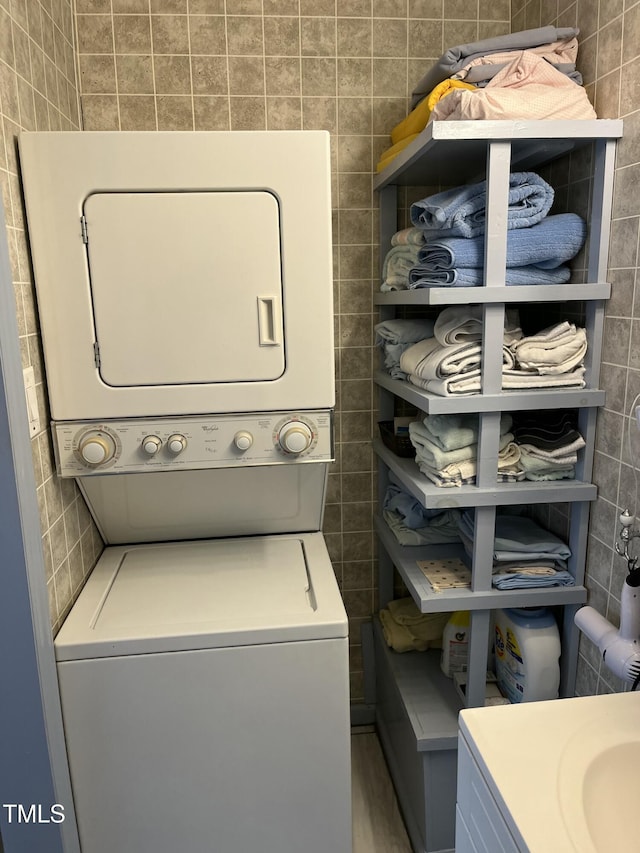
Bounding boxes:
[457,509,574,589]
[379,597,451,653]
[377,25,596,173]
[380,172,588,291]
[397,306,587,396]
[510,410,586,481]
[375,317,436,379]
[382,470,462,545]
[408,412,522,488]
[406,407,585,487]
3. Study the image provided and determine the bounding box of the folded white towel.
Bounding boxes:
[417,441,523,487]
[408,365,586,396]
[400,337,517,380]
[511,322,587,374]
[434,305,523,346]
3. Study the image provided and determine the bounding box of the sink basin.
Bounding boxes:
[558,700,640,853]
[460,690,640,852]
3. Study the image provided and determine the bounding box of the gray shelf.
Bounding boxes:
[375,371,605,414]
[374,282,610,305]
[374,119,623,189]
[374,514,588,614]
[374,438,597,509]
[374,617,461,750]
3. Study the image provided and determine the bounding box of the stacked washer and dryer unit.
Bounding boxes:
[20,131,351,853]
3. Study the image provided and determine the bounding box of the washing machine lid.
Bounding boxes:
[55,533,347,660]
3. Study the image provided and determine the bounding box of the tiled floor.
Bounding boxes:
[351,729,413,853]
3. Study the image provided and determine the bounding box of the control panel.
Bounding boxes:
[53,411,333,476]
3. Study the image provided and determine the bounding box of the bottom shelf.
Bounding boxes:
[374,617,460,853]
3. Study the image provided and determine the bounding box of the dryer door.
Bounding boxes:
[85,191,284,387]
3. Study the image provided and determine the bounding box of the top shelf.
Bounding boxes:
[373,119,624,190]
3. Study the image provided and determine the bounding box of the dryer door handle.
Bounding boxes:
[257,296,281,347]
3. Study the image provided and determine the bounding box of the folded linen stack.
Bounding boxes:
[376,26,595,172]
[397,308,588,397]
[457,510,574,589]
[408,412,523,487]
[380,227,427,290]
[375,317,435,379]
[382,471,462,545]
[408,213,586,288]
[379,597,451,653]
[510,410,585,481]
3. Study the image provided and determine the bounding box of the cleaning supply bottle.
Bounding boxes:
[494,607,561,703]
[440,611,470,677]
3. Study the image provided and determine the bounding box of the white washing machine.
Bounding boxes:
[19,131,351,853]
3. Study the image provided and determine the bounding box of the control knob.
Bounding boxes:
[234,431,254,451]
[78,431,116,466]
[142,435,162,456]
[167,434,187,455]
[278,421,313,455]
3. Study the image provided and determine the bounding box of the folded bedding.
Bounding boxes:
[414,214,586,271]
[431,52,597,123]
[410,171,554,239]
[383,470,445,527]
[451,37,580,86]
[409,25,580,107]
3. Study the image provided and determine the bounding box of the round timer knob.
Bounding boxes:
[234,431,254,451]
[78,431,116,466]
[142,435,162,456]
[278,422,313,455]
[167,434,187,455]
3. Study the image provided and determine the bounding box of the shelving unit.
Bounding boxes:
[372,119,622,853]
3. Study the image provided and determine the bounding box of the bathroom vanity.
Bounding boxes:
[456,691,640,852]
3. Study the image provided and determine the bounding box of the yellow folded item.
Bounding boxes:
[390,78,477,145]
[376,134,419,173]
[380,599,450,653]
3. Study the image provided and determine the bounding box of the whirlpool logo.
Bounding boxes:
[2,804,65,824]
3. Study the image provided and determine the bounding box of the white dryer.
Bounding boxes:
[19,131,351,853]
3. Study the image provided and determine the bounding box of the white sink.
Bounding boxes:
[459,691,640,852]
[558,700,640,852]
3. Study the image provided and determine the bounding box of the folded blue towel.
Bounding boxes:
[408,264,571,288]
[410,172,554,238]
[492,570,575,589]
[459,510,572,561]
[416,214,586,271]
